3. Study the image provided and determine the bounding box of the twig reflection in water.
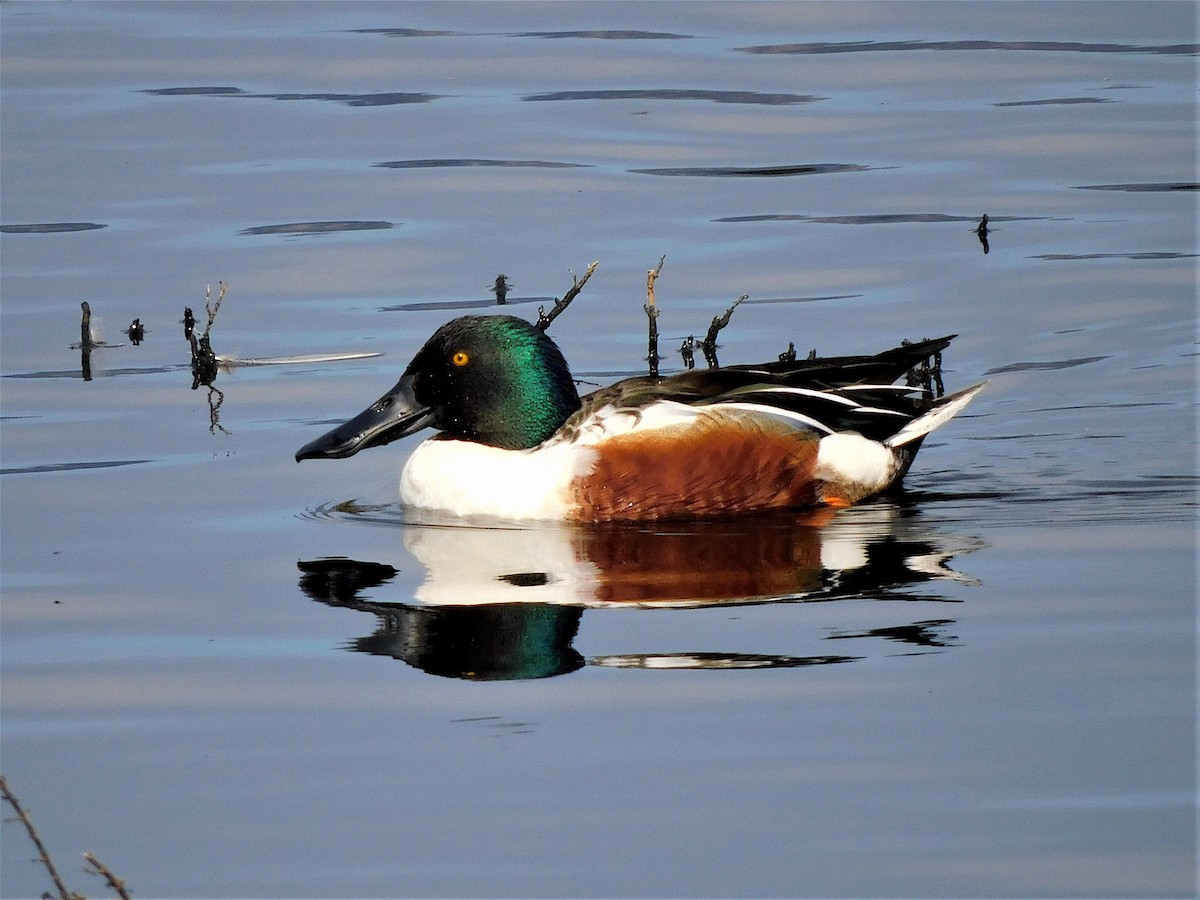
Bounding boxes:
[298,504,980,680]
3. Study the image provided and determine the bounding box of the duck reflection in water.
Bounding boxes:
[298,503,979,680]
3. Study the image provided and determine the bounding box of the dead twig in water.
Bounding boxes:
[203,281,226,337]
[0,775,83,900]
[187,283,230,434]
[83,852,132,900]
[535,261,599,332]
[188,283,226,377]
[701,293,748,368]
[644,255,665,376]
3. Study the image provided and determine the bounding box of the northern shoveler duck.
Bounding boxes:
[296,314,984,521]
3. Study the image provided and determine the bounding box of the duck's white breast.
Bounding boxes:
[400,437,596,520]
[398,402,702,520]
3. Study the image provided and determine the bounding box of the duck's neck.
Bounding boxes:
[465,342,581,450]
[495,376,581,449]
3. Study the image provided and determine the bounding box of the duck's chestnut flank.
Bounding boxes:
[571,410,822,520]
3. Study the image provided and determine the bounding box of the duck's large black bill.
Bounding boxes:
[296,374,433,461]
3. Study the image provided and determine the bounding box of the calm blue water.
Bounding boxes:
[1,3,1195,897]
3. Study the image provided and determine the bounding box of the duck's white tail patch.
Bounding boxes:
[885,382,987,449]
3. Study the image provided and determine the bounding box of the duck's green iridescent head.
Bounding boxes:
[405,315,581,449]
[296,315,581,461]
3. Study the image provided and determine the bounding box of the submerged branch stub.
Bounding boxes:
[701,293,748,368]
[191,333,219,390]
[535,261,599,333]
[491,274,510,305]
[679,334,696,370]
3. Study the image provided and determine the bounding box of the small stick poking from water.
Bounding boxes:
[679,334,696,370]
[491,274,510,305]
[535,260,599,333]
[644,255,665,376]
[701,293,748,368]
[78,302,95,380]
[80,301,94,349]
[975,213,990,254]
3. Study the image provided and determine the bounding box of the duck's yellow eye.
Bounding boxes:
[451,350,470,367]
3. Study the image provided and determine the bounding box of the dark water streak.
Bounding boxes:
[142,86,440,106]
[737,39,1198,55]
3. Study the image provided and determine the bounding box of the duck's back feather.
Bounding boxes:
[571,334,955,424]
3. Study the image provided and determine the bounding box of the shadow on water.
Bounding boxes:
[296,502,980,680]
[1074,182,1198,191]
[733,39,1198,56]
[350,28,697,41]
[141,86,441,107]
[522,89,822,105]
[631,163,875,177]
[239,220,395,236]
[373,158,591,170]
[0,222,107,234]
